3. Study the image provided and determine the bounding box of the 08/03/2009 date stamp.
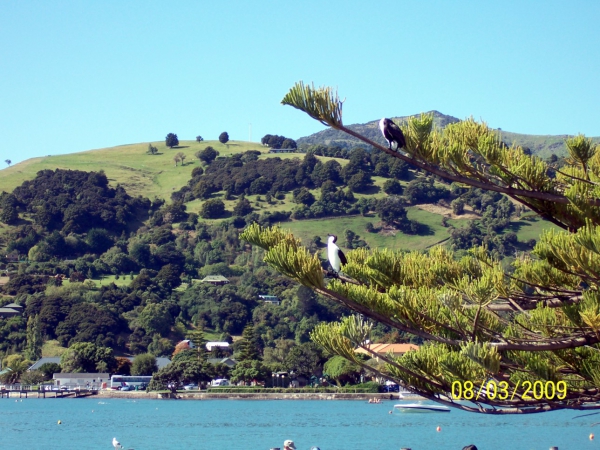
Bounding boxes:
[451,380,567,401]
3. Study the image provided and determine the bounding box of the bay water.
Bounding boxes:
[0,397,595,450]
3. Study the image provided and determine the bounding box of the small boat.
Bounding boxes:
[393,403,451,413]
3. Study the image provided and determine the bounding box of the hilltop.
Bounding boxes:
[0,140,268,200]
[2,112,599,199]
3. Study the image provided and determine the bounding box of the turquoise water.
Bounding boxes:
[0,398,596,450]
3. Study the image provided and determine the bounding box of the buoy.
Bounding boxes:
[57,420,61,425]
[590,433,594,440]
[436,426,441,432]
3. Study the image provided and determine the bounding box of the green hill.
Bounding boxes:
[0,140,268,200]
[0,136,561,253]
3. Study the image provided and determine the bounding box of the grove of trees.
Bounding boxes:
[241,82,600,414]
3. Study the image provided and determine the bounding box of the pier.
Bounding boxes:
[0,385,97,399]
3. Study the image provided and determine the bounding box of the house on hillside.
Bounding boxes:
[207,357,237,369]
[177,339,195,349]
[200,275,230,286]
[354,343,419,362]
[206,342,230,352]
[0,303,23,319]
[28,357,62,371]
[258,295,280,305]
[5,251,20,263]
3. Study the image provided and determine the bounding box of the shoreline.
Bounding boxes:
[90,391,416,401]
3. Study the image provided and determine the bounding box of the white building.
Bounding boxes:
[53,373,110,388]
[206,342,230,351]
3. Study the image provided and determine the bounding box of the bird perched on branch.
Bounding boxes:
[327,234,347,274]
[379,118,406,152]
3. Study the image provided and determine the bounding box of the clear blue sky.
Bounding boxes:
[1,0,599,165]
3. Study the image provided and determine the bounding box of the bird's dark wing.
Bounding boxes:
[338,249,348,266]
[389,122,406,148]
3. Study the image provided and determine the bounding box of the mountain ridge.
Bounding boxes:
[297,111,599,158]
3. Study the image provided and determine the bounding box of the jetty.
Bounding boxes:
[0,385,97,399]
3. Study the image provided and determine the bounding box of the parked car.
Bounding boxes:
[120,385,134,391]
[210,379,230,386]
[183,384,198,390]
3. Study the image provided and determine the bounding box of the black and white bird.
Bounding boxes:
[112,437,123,449]
[327,234,347,274]
[379,118,406,152]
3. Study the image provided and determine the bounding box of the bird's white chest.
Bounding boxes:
[328,243,341,271]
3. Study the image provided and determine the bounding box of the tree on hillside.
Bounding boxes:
[383,179,403,196]
[147,144,158,155]
[38,362,61,379]
[0,205,18,225]
[261,134,297,149]
[196,146,219,164]
[25,314,43,361]
[240,82,600,414]
[236,324,261,361]
[324,355,363,386]
[60,342,117,373]
[174,151,186,166]
[230,359,270,385]
[131,353,158,376]
[186,329,207,362]
[5,159,11,166]
[0,355,32,384]
[219,132,229,144]
[200,199,225,219]
[233,196,253,216]
[196,136,204,142]
[166,133,179,148]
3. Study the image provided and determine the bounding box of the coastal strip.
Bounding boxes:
[90,391,416,401]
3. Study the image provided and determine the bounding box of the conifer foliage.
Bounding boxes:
[241,82,600,414]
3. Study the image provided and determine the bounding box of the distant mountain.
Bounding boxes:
[297,111,600,158]
[297,111,459,150]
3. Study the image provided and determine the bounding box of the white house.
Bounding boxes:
[258,295,280,305]
[206,342,230,352]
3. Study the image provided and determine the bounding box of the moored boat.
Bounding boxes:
[393,403,451,413]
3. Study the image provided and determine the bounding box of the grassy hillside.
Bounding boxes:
[0,140,269,200]
[0,137,560,253]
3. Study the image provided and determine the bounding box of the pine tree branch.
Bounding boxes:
[336,124,600,210]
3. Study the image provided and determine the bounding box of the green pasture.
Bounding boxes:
[0,140,297,200]
[281,207,463,252]
[41,339,67,357]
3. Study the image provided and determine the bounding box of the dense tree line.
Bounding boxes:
[261,134,297,149]
[2,169,149,234]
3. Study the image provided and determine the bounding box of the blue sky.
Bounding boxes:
[1,0,599,165]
